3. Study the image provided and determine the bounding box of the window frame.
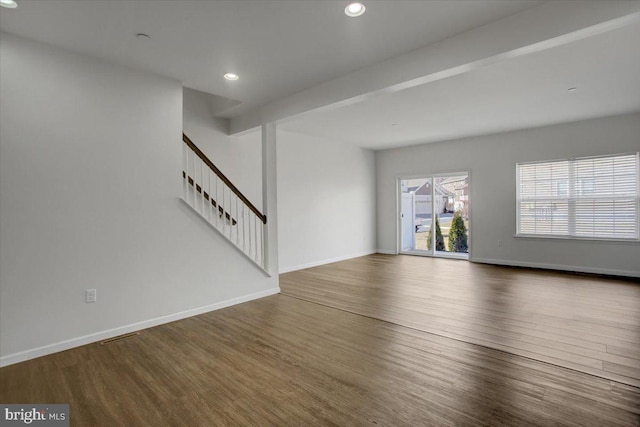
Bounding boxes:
[515,152,640,242]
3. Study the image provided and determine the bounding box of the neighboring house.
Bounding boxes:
[439,175,469,217]
[413,180,455,216]
[400,179,429,193]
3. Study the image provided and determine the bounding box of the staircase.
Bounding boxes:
[182,133,267,271]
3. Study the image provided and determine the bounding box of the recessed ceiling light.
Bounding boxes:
[391,123,400,127]
[568,87,577,92]
[136,33,151,40]
[0,0,18,9]
[224,73,239,81]
[345,2,366,17]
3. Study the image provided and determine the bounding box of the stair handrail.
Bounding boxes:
[182,133,266,224]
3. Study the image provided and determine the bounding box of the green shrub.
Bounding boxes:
[448,211,468,253]
[427,216,445,251]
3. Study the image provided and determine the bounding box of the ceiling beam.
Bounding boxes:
[229,0,640,135]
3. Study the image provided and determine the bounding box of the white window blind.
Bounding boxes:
[517,153,639,240]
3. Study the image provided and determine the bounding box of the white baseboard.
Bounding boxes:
[279,250,377,274]
[376,249,398,255]
[0,287,280,368]
[470,257,640,278]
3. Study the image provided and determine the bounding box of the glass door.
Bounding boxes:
[400,173,470,259]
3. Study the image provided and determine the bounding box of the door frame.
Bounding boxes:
[396,171,472,259]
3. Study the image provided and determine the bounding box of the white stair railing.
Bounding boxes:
[182,133,266,270]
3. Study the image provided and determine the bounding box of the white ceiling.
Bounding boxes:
[280,21,640,150]
[1,0,638,150]
[0,0,541,118]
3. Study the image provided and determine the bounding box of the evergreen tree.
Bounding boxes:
[448,211,468,253]
[427,216,445,251]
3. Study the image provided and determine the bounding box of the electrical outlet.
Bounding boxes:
[85,289,97,303]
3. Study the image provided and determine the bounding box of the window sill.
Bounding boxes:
[514,234,640,244]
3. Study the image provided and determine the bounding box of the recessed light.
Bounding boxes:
[568,87,577,92]
[0,0,18,9]
[345,2,366,17]
[136,33,151,40]
[391,123,399,127]
[224,73,239,81]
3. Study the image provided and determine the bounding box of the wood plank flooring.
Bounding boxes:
[1,294,639,426]
[280,254,640,388]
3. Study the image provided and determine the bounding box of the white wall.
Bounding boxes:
[376,113,640,277]
[182,88,262,208]
[277,130,376,272]
[0,33,277,364]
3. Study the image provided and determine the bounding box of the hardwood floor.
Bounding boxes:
[280,254,640,388]
[1,294,639,426]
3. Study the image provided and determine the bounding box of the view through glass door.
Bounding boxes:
[400,173,470,259]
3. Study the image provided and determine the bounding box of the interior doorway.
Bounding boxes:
[399,173,470,259]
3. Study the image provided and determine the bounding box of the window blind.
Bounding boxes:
[517,153,639,240]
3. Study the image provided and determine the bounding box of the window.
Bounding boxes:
[517,153,639,240]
